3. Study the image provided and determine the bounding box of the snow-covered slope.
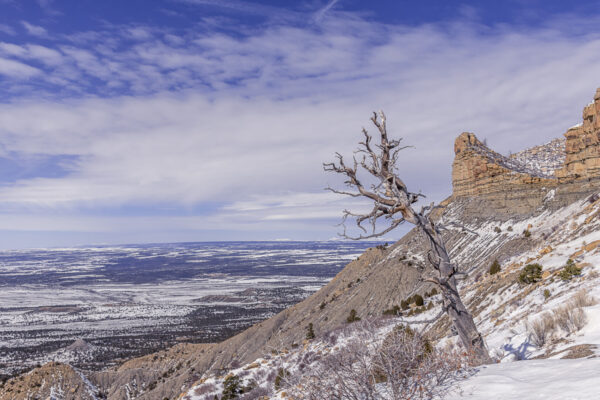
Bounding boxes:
[181,191,600,399]
[446,358,600,400]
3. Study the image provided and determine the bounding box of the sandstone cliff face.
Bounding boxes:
[452,88,600,216]
[452,132,558,198]
[557,88,600,181]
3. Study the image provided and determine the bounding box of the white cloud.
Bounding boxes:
[0,23,15,35]
[0,42,27,57]
[313,0,339,22]
[126,27,153,40]
[36,0,61,15]
[26,44,63,66]
[0,57,41,78]
[21,21,48,37]
[0,11,600,245]
[176,0,303,21]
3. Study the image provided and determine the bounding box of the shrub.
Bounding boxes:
[489,260,501,275]
[543,289,551,300]
[551,291,595,335]
[523,229,531,238]
[193,383,216,396]
[400,300,409,310]
[494,226,501,233]
[383,305,401,316]
[239,386,270,400]
[571,289,597,308]
[411,306,425,315]
[519,263,542,284]
[569,308,588,331]
[319,301,326,310]
[274,368,289,391]
[507,226,513,232]
[558,259,582,281]
[283,319,472,400]
[413,294,424,307]
[426,288,438,297]
[305,323,315,340]
[553,306,587,334]
[347,309,361,323]
[221,375,242,400]
[527,312,555,348]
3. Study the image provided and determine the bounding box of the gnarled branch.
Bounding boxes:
[323,110,492,364]
[323,111,422,239]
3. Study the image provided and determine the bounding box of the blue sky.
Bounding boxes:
[0,0,599,248]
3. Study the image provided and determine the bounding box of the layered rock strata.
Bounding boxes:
[557,88,600,181]
[452,88,600,215]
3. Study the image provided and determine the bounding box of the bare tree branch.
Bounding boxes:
[324,111,492,364]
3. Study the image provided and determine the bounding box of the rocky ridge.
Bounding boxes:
[453,88,600,194]
[2,88,600,400]
[509,138,565,176]
[557,88,600,181]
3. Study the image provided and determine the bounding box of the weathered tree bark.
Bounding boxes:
[416,214,491,364]
[324,111,492,364]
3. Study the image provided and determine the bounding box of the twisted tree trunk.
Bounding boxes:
[416,215,491,364]
[324,111,492,364]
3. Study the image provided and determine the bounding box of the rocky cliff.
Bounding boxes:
[557,88,600,181]
[452,88,600,217]
[451,132,559,216]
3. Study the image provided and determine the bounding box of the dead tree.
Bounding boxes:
[324,111,492,364]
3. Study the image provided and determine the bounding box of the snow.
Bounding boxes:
[446,358,600,400]
[179,192,600,399]
[569,122,584,130]
[578,303,600,345]
[477,137,566,178]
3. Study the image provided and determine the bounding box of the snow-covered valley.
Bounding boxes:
[0,241,377,378]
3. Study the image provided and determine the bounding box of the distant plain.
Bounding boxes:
[0,241,380,377]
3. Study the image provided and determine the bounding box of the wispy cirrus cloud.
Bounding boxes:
[0,23,15,35]
[21,21,48,37]
[36,0,62,16]
[0,57,41,78]
[0,4,600,246]
[313,0,339,22]
[175,0,304,20]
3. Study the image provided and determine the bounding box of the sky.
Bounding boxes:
[0,0,600,248]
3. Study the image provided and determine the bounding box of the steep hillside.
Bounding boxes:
[0,362,98,400]
[179,186,600,398]
[2,87,600,400]
[179,88,600,398]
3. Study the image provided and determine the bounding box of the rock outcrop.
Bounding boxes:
[0,362,97,400]
[557,88,600,181]
[452,132,558,198]
[452,88,600,216]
